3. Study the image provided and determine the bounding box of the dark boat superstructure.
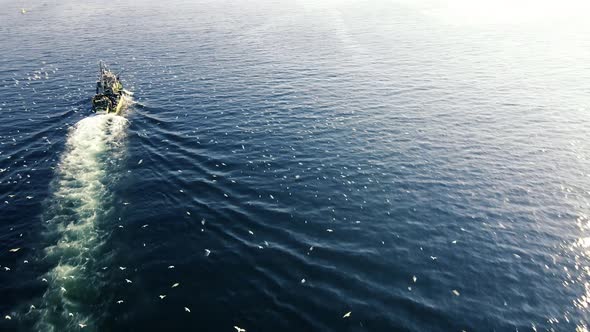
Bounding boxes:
[92,62,126,114]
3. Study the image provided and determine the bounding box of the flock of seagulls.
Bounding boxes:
[0,66,472,331]
[3,226,363,329]
[2,239,465,330]
[1,177,466,329]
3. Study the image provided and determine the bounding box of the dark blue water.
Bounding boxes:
[2,0,590,331]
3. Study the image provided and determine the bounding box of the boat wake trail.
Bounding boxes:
[35,114,128,332]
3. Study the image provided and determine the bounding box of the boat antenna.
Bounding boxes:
[99,61,106,77]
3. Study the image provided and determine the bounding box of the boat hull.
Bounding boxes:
[92,94,126,115]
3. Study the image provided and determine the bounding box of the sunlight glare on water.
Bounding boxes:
[419,0,590,25]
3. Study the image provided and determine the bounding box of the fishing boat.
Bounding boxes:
[92,62,129,114]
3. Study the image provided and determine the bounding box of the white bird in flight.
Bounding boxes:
[234,326,246,332]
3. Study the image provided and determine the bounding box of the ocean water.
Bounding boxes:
[1,0,590,331]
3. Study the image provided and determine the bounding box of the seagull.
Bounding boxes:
[234,326,246,332]
[117,300,124,304]
[125,279,132,283]
[5,315,11,320]
[79,323,87,328]
[159,295,166,299]
[184,307,190,313]
[343,311,352,318]
[412,276,417,283]
[168,265,175,269]
[119,266,126,270]
[9,248,20,252]
[41,278,48,282]
[69,313,74,317]
[204,249,211,257]
[172,283,179,288]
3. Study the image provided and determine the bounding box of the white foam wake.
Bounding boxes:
[36,114,128,332]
